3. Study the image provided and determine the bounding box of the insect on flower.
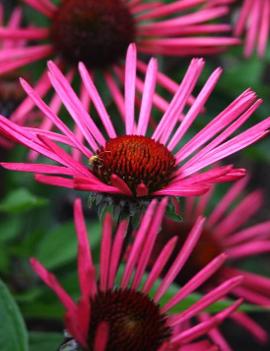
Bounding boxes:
[89,151,112,168]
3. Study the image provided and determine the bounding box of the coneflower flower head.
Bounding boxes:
[0,0,239,75]
[150,176,270,348]
[30,198,243,350]
[50,0,136,69]
[1,44,270,217]
[0,0,241,137]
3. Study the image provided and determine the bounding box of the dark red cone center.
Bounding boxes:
[88,289,171,351]
[90,135,176,196]
[50,0,136,69]
[150,219,223,288]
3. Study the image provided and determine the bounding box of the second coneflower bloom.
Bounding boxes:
[0,45,269,208]
[31,198,243,351]
[0,0,239,74]
[150,176,270,349]
[0,0,240,133]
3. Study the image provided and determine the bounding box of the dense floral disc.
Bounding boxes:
[30,198,243,350]
[88,289,170,351]
[51,0,135,69]
[91,135,176,195]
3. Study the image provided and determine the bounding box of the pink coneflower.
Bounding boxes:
[0,45,269,205]
[233,0,270,57]
[0,0,239,74]
[0,0,240,131]
[150,176,270,350]
[31,197,243,350]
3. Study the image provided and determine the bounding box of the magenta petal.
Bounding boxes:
[74,199,96,298]
[111,174,133,196]
[30,258,76,313]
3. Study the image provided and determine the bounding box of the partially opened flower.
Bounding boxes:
[31,198,242,350]
[150,176,270,349]
[1,45,269,212]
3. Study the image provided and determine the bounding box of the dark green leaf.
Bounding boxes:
[0,189,48,214]
[0,279,28,351]
[0,217,21,242]
[29,332,63,351]
[21,302,64,320]
[35,220,101,270]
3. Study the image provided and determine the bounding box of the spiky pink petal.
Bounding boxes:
[171,299,243,345]
[155,217,206,302]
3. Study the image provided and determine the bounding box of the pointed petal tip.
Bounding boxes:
[149,57,158,66]
[74,197,83,213]
[29,257,43,272]
[197,215,206,225]
[111,174,132,196]
[47,60,61,74]
[19,77,30,90]
[128,42,137,51]
[216,298,243,325]
[29,257,36,266]
[161,196,169,207]
[136,182,148,197]
[126,43,137,61]
[192,57,205,66]
[78,61,85,71]
[47,59,55,68]
[219,252,228,261]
